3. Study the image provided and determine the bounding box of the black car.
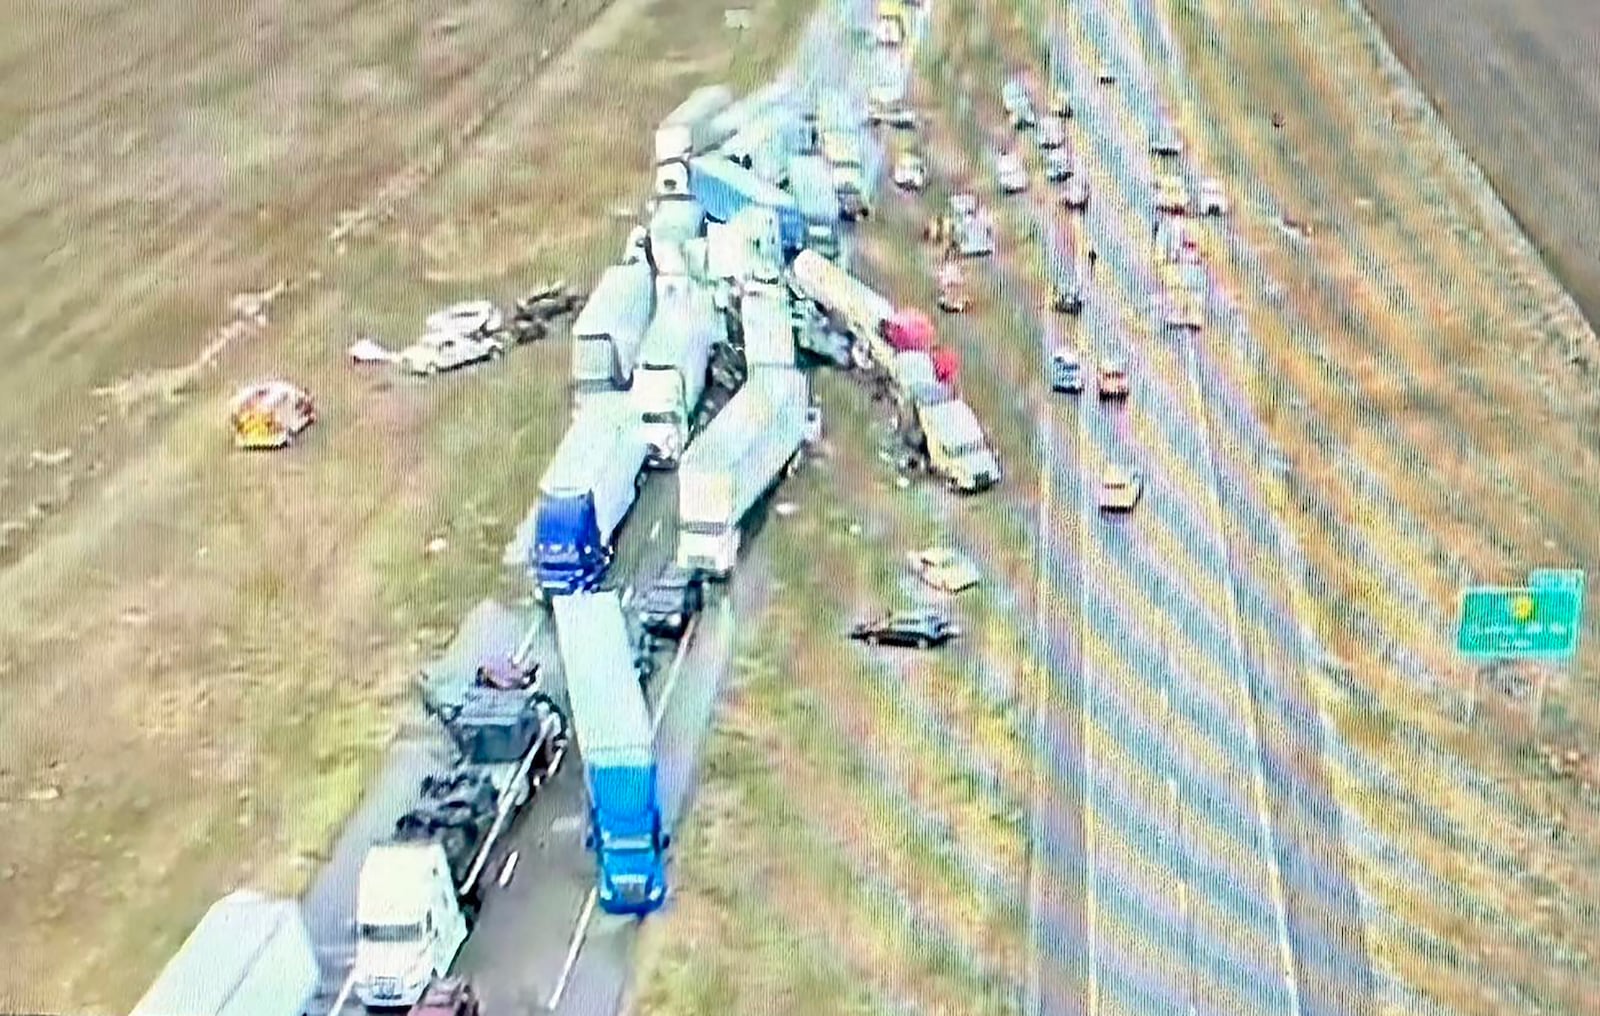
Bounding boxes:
[848,610,958,649]
[638,566,706,640]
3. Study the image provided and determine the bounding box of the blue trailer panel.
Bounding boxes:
[551,591,668,914]
[687,156,807,257]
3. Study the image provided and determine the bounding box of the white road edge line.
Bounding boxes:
[651,614,699,732]
[1181,338,1304,1016]
[327,967,356,1016]
[499,850,520,888]
[547,887,599,1011]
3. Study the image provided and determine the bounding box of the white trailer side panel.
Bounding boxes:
[740,285,795,368]
[678,367,809,529]
[552,591,652,762]
[131,891,317,1016]
[539,394,649,542]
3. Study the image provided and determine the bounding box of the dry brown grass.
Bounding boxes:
[0,0,819,1008]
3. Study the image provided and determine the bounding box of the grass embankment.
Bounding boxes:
[0,0,816,1008]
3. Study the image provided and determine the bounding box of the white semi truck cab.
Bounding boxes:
[352,843,471,1009]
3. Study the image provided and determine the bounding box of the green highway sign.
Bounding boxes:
[1457,582,1583,660]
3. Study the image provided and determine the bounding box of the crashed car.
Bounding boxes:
[1035,116,1068,149]
[408,977,481,1016]
[849,609,959,649]
[1197,177,1229,216]
[893,151,928,191]
[228,380,316,450]
[638,565,706,641]
[1043,148,1074,182]
[399,330,506,375]
[1097,355,1131,399]
[425,300,503,339]
[996,151,1028,194]
[1153,174,1191,213]
[1061,174,1090,211]
[1098,466,1145,513]
[907,547,981,594]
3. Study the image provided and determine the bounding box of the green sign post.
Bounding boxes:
[1457,569,1584,660]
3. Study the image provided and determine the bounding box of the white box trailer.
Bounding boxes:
[130,891,317,1016]
[740,283,796,368]
[676,367,809,577]
[655,85,737,196]
[570,262,656,412]
[706,206,784,292]
[789,249,894,369]
[633,283,721,468]
[647,196,707,279]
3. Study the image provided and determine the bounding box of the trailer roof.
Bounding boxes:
[552,592,653,757]
[539,394,638,493]
[920,397,985,443]
[131,891,309,1016]
[682,366,808,470]
[570,261,653,340]
[688,155,798,212]
[662,84,734,128]
[639,284,719,369]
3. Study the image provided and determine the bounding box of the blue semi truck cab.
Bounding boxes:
[533,394,649,595]
[551,590,670,915]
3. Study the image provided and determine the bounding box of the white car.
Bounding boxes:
[1096,63,1117,84]
[1061,174,1090,210]
[1035,116,1068,149]
[399,330,506,374]
[1098,466,1144,513]
[893,152,927,190]
[996,152,1028,193]
[1043,148,1074,182]
[907,547,981,593]
[425,300,503,338]
[1197,177,1229,216]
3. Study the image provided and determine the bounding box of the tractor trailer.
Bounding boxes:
[633,283,721,468]
[130,891,318,1016]
[739,283,797,368]
[350,682,569,1008]
[688,155,808,256]
[654,84,736,195]
[789,248,896,369]
[532,394,649,594]
[552,591,669,915]
[676,367,810,577]
[646,195,707,280]
[569,261,655,411]
[786,154,842,258]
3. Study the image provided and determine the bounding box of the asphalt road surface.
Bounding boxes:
[299,3,893,1013]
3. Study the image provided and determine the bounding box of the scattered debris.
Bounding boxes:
[26,785,62,803]
[29,448,71,468]
[774,501,798,517]
[908,546,980,593]
[348,337,398,364]
[425,536,449,555]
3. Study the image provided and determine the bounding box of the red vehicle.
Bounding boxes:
[881,307,936,351]
[409,977,481,1016]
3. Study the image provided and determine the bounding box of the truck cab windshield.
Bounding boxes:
[359,921,424,943]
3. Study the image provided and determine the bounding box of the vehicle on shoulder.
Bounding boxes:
[1043,148,1074,182]
[409,977,481,1016]
[1153,173,1190,213]
[849,609,959,648]
[893,150,927,191]
[638,565,707,640]
[1148,116,1184,157]
[1035,116,1068,149]
[426,300,504,339]
[1098,465,1145,513]
[907,546,981,594]
[1097,355,1130,399]
[1049,85,1074,118]
[996,151,1029,194]
[1061,174,1090,211]
[1197,177,1229,216]
[399,330,506,375]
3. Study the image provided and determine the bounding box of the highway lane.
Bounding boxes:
[1043,4,1303,1014]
